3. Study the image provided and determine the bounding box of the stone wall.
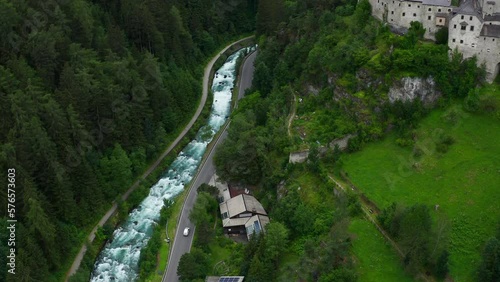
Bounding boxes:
[448,13,500,81]
[448,14,483,58]
[370,0,500,82]
[329,134,356,150]
[289,150,309,164]
[369,0,452,40]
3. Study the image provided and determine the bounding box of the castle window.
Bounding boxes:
[438,8,442,12]
[403,12,406,16]
[428,8,432,11]
[454,24,457,29]
[428,16,432,20]
[418,5,420,8]
[393,1,394,3]
[413,13,416,17]
[461,25,466,30]
[470,26,474,31]
[439,19,443,23]
[408,4,411,7]
[448,9,451,12]
[470,16,473,20]
[460,40,463,43]
[392,11,394,14]
[453,39,456,42]
[399,3,401,6]
[461,15,464,19]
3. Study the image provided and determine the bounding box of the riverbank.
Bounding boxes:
[161,43,257,282]
[65,36,254,281]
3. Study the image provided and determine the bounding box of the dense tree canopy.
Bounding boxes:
[0,0,256,279]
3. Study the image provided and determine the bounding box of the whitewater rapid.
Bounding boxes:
[90,46,253,282]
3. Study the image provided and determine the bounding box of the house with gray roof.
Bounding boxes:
[219,194,269,240]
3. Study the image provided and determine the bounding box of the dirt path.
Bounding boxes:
[287,94,296,137]
[328,174,432,281]
[328,175,405,257]
[64,36,254,281]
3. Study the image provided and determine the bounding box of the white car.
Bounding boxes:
[183,227,190,237]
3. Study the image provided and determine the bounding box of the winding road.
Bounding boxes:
[65,37,254,281]
[162,50,257,282]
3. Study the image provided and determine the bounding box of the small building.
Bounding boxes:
[219,194,269,240]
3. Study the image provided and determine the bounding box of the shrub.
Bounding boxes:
[435,142,448,153]
[477,237,500,282]
[443,108,461,125]
[435,134,454,153]
[435,27,449,45]
[464,89,480,112]
[396,137,414,147]
[434,250,450,279]
[412,146,424,158]
[441,135,455,146]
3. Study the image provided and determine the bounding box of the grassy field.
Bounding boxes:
[342,90,500,281]
[349,218,415,282]
[207,236,239,275]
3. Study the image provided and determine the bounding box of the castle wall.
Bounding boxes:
[448,14,500,81]
[448,14,483,58]
[482,0,500,16]
[477,36,500,80]
[370,0,500,82]
[370,0,452,40]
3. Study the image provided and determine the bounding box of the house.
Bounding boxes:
[219,194,269,240]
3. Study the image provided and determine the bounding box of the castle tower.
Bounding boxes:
[481,0,500,17]
[448,0,500,81]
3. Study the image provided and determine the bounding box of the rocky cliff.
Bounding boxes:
[388,77,441,105]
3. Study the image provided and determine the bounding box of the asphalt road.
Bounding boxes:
[65,37,253,281]
[238,51,257,100]
[163,50,257,282]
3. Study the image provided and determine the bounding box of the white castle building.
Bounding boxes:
[370,0,500,81]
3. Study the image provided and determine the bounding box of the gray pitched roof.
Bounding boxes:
[480,24,500,37]
[219,194,267,219]
[452,0,482,19]
[422,0,452,7]
[484,14,500,21]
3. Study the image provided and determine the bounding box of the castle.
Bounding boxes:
[369,0,500,82]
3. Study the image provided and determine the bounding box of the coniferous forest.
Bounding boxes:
[2,0,500,281]
[0,0,256,280]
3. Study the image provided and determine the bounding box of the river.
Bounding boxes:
[90,46,253,282]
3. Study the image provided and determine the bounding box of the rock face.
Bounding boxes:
[388,77,440,105]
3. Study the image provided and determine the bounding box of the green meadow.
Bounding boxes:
[349,218,414,282]
[343,90,500,281]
